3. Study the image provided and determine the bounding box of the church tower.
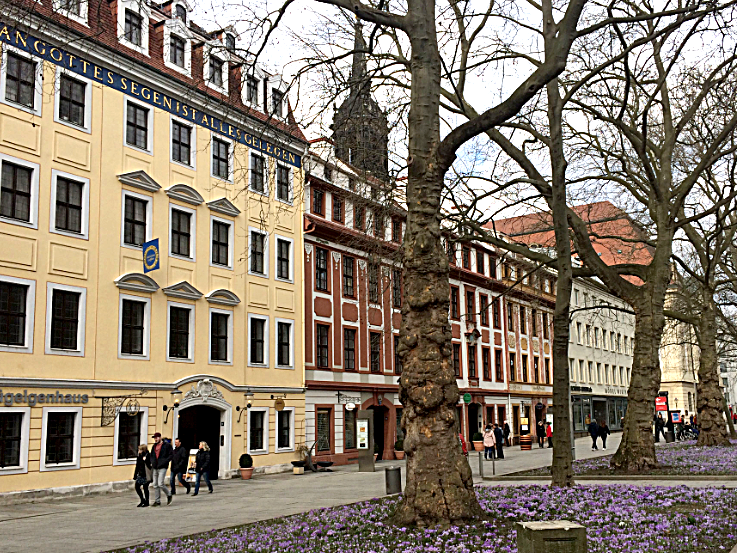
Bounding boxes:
[332,21,389,181]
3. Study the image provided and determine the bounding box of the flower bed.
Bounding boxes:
[116,485,737,553]
[518,441,737,476]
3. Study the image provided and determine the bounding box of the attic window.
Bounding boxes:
[225,33,236,52]
[175,4,187,23]
[272,89,284,117]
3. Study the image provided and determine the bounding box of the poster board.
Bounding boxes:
[357,419,369,449]
[184,449,198,483]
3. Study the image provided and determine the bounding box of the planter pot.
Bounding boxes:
[394,450,405,460]
[473,441,484,452]
[239,467,254,480]
[373,453,378,462]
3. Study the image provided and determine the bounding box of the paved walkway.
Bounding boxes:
[1,434,720,553]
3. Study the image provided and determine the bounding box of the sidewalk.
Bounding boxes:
[0,434,670,553]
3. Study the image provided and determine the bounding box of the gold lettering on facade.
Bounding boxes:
[163,97,172,110]
[81,60,89,73]
[0,26,10,42]
[50,48,63,62]
[130,82,138,96]
[14,30,26,47]
[33,40,46,55]
[93,65,102,81]
[140,87,151,100]
[120,77,128,90]
[153,91,160,105]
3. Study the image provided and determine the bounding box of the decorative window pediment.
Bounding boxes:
[207,197,240,217]
[115,273,159,293]
[118,170,161,193]
[163,281,203,300]
[205,289,241,306]
[166,184,204,206]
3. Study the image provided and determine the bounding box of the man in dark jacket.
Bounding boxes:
[588,419,599,450]
[536,420,545,448]
[150,432,173,506]
[493,424,505,459]
[169,438,191,495]
[503,421,511,447]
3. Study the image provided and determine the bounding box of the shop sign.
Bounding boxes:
[604,386,627,396]
[1,389,89,406]
[0,22,302,168]
[655,396,668,412]
[463,393,472,404]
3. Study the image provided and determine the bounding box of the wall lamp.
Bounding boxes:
[163,390,183,424]
[236,392,255,422]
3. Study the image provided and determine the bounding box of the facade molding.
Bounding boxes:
[207,197,241,217]
[165,184,205,206]
[162,281,203,300]
[205,289,241,306]
[114,273,160,293]
[117,170,161,193]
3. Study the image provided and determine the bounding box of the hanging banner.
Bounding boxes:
[0,21,302,167]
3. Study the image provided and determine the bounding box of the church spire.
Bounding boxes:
[350,20,368,98]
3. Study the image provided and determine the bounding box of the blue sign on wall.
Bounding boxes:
[142,239,160,273]
[0,22,302,168]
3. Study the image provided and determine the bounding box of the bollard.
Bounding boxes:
[665,431,675,443]
[492,452,496,476]
[477,451,484,479]
[385,466,402,495]
[516,521,587,553]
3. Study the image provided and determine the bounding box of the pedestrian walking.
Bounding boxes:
[588,419,599,450]
[503,421,511,447]
[536,419,545,448]
[150,432,173,506]
[493,423,505,459]
[545,421,553,448]
[655,413,666,442]
[193,441,213,496]
[599,420,611,450]
[133,444,152,508]
[170,437,191,495]
[482,424,496,460]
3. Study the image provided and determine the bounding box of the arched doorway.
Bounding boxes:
[177,405,221,479]
[367,405,389,460]
[467,402,482,439]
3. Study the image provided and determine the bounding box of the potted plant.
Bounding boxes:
[472,432,484,452]
[394,439,405,460]
[239,453,254,480]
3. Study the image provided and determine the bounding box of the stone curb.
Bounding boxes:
[483,474,737,482]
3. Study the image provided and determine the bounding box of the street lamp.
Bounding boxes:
[163,390,183,424]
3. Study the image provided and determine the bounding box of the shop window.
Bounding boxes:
[316,408,331,452]
[344,408,357,449]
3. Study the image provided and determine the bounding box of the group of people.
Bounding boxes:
[536,420,553,448]
[654,411,698,441]
[481,422,508,460]
[587,419,611,450]
[133,432,214,507]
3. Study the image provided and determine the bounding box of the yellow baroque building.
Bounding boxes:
[0,1,306,496]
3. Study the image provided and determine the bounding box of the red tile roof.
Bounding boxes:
[488,201,654,272]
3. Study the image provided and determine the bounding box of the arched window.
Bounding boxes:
[175,4,187,23]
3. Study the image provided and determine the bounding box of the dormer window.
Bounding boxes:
[225,33,236,52]
[124,10,143,46]
[175,4,187,23]
[272,89,284,117]
[170,35,185,67]
[60,0,82,15]
[53,0,87,24]
[246,76,259,105]
[209,56,224,87]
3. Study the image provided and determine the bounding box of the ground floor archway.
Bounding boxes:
[177,405,221,479]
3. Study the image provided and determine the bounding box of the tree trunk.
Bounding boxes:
[611,290,665,472]
[696,293,731,446]
[392,0,482,526]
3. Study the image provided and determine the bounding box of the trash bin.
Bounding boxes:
[665,431,675,443]
[385,466,402,495]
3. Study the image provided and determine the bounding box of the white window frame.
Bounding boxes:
[49,169,90,240]
[247,313,269,367]
[275,406,295,453]
[117,293,151,360]
[248,227,269,278]
[0,275,35,354]
[52,0,89,25]
[274,234,294,283]
[170,115,196,170]
[40,406,83,472]
[169,203,197,262]
[53,68,92,133]
[112,406,149,465]
[166,301,195,363]
[45,282,87,357]
[275,317,294,369]
[275,162,293,204]
[204,43,229,96]
[120,189,153,251]
[249,153,267,196]
[210,215,234,270]
[0,407,31,475]
[162,20,192,76]
[241,70,264,109]
[124,97,154,155]
[247,406,269,455]
[118,1,150,56]
[210,134,234,183]
[266,75,288,121]
[0,44,43,116]
[0,153,40,230]
[208,307,233,365]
